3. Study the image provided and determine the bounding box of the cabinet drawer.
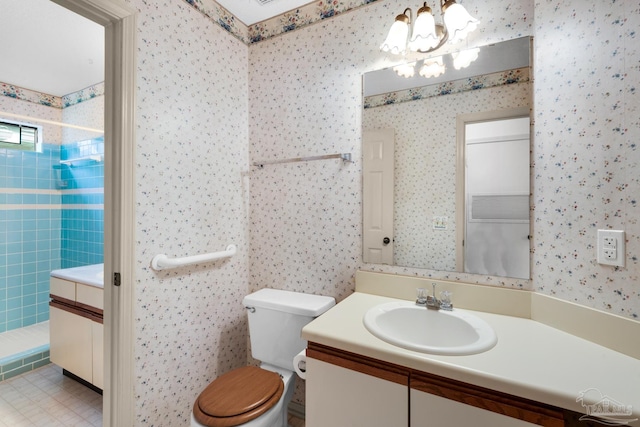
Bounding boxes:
[50,277,75,301]
[77,283,103,310]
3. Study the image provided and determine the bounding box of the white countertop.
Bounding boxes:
[50,263,104,289]
[302,292,640,425]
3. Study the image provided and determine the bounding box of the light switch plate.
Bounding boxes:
[597,229,625,267]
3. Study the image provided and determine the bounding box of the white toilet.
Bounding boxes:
[191,288,335,427]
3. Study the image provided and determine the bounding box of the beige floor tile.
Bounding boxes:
[0,364,102,427]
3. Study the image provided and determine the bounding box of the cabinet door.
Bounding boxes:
[92,321,104,389]
[411,388,540,427]
[410,372,564,427]
[306,358,408,427]
[50,306,93,383]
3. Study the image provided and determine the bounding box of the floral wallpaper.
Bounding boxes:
[132,0,250,425]
[180,0,382,44]
[364,67,529,108]
[0,81,104,110]
[0,82,61,108]
[247,0,639,319]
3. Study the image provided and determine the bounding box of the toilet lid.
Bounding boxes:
[193,366,284,427]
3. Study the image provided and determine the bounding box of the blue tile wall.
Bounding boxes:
[0,144,61,334]
[0,137,103,334]
[60,137,104,269]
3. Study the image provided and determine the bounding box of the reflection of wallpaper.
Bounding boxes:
[364,67,530,109]
[363,83,532,271]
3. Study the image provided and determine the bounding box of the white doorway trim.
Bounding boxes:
[51,0,137,425]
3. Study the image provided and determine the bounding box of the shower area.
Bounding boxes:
[0,83,105,381]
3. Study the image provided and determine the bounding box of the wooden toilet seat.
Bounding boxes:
[193,366,284,427]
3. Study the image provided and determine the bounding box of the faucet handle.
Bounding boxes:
[439,290,453,311]
[416,288,427,305]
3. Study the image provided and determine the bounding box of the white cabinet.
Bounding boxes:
[411,389,539,426]
[50,306,94,383]
[49,277,104,390]
[92,321,104,389]
[306,343,566,427]
[306,358,408,427]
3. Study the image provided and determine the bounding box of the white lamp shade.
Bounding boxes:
[408,11,439,52]
[444,3,479,44]
[452,47,480,69]
[393,63,416,78]
[380,19,410,55]
[419,57,445,78]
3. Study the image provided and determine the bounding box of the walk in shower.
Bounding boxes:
[0,83,104,381]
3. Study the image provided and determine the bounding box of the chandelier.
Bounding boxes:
[381,1,479,55]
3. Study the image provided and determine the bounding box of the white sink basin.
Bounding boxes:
[363,301,497,355]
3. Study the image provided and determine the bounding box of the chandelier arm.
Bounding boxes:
[403,8,413,23]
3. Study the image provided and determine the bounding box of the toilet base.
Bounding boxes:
[191,365,296,427]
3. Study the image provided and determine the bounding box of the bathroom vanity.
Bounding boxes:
[49,264,104,390]
[302,272,640,427]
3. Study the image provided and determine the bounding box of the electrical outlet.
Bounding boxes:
[603,236,617,248]
[597,229,625,267]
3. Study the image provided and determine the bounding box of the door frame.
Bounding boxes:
[51,0,137,425]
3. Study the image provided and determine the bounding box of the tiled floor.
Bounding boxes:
[0,363,102,427]
[1,363,305,427]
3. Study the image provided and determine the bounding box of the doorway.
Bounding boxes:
[0,0,135,424]
[455,107,531,279]
[51,0,136,425]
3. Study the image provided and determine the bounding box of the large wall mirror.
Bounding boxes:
[362,37,532,279]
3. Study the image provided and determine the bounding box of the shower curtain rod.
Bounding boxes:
[0,111,104,134]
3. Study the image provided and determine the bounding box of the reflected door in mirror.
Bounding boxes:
[363,129,395,264]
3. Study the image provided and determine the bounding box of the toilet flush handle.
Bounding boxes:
[245,306,256,313]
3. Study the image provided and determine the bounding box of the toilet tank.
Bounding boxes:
[243,289,335,371]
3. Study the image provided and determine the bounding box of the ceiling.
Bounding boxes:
[0,0,104,98]
[216,0,314,25]
[0,0,310,98]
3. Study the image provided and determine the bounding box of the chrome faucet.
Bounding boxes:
[416,283,453,311]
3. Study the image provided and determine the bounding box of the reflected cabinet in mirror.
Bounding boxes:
[362,37,532,279]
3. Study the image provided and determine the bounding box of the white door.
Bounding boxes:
[363,129,395,264]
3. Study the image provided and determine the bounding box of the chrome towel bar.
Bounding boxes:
[253,153,353,168]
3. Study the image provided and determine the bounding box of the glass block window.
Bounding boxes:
[0,119,42,152]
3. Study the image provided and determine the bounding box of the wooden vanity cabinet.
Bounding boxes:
[49,277,104,390]
[306,343,566,427]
